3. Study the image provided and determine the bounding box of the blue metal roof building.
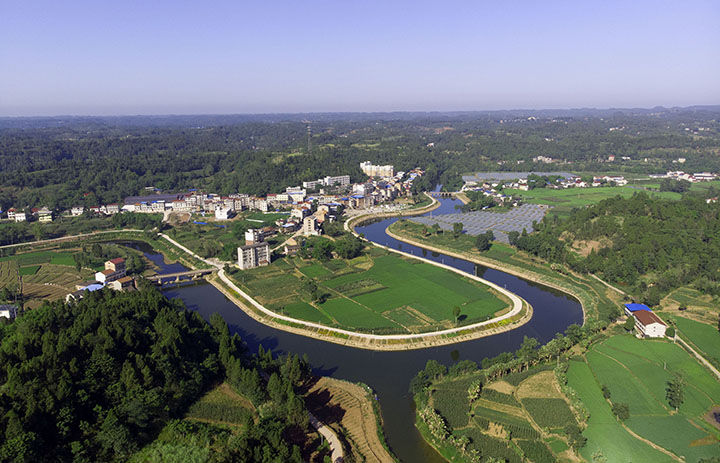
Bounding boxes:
[624,303,651,316]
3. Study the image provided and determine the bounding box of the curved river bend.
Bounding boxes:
[144,196,582,463]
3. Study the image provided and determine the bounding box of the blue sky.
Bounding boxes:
[1,0,718,115]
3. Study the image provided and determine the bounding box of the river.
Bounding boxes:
[137,196,583,463]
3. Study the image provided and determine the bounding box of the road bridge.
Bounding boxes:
[147,268,216,284]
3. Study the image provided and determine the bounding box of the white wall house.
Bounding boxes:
[633,310,668,338]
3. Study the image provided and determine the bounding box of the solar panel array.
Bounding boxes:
[410,204,549,243]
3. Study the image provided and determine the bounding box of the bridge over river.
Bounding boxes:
[147,268,215,284]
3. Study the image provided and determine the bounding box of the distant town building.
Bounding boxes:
[14,212,26,222]
[215,207,232,220]
[238,241,270,270]
[360,161,394,178]
[245,228,264,245]
[38,207,53,223]
[302,216,320,236]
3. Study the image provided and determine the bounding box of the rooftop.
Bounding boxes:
[624,303,651,312]
[634,310,667,327]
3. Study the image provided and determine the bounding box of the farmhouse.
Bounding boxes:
[238,241,270,270]
[633,310,668,338]
[95,258,127,284]
[108,276,135,291]
[0,304,18,319]
[284,237,300,256]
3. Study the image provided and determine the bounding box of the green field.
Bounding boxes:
[232,248,509,334]
[671,316,720,367]
[569,335,720,462]
[504,186,683,216]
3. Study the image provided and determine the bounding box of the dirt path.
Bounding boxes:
[306,377,397,463]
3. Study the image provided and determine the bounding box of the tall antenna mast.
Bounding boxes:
[304,120,312,154]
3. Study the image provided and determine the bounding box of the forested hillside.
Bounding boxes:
[0,286,312,463]
[1,108,719,210]
[512,191,720,306]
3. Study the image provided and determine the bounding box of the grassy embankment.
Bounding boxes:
[226,242,510,335]
[568,335,720,462]
[388,219,622,322]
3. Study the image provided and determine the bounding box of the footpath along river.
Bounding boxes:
[141,196,582,463]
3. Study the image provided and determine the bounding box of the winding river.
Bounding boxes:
[140,196,583,463]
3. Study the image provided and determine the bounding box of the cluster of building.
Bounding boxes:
[649,171,718,183]
[6,207,54,223]
[65,257,135,303]
[623,303,668,338]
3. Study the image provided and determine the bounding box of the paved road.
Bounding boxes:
[675,335,720,381]
[309,413,345,463]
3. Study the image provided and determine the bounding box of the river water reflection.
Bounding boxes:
[147,197,582,463]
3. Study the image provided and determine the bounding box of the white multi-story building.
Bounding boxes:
[238,242,270,270]
[322,175,350,187]
[302,216,320,236]
[633,310,668,338]
[70,206,85,216]
[360,161,394,178]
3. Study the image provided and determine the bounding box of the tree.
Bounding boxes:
[452,222,463,238]
[311,239,334,261]
[452,306,461,325]
[666,325,675,338]
[334,235,363,259]
[476,233,491,252]
[623,317,635,332]
[611,402,630,421]
[666,372,685,411]
[431,223,441,235]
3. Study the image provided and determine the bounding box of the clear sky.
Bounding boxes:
[1,0,718,116]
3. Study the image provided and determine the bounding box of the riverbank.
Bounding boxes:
[385,219,628,323]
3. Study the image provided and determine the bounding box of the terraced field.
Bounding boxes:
[428,366,575,463]
[306,377,396,463]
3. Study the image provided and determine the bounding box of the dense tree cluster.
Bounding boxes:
[2,109,719,210]
[510,192,720,307]
[0,287,313,463]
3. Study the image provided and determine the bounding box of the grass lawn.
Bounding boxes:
[573,335,720,461]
